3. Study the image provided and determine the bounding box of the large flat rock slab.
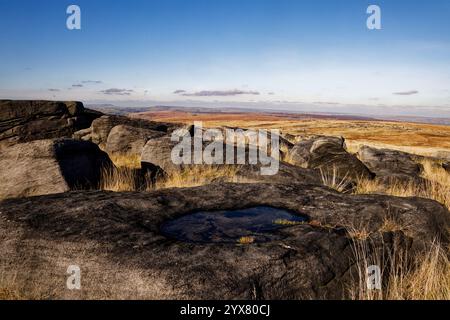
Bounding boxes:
[0,183,447,299]
[0,100,101,147]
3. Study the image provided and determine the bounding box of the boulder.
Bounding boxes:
[105,125,165,157]
[74,115,173,146]
[288,136,374,181]
[0,139,112,199]
[357,146,425,185]
[182,124,294,159]
[0,100,102,147]
[141,135,182,174]
[0,183,447,299]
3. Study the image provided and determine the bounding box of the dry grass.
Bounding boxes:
[273,219,303,226]
[155,165,243,189]
[348,238,449,300]
[99,152,147,192]
[108,153,141,169]
[319,166,352,193]
[355,158,450,211]
[0,271,51,300]
[99,166,143,192]
[99,150,246,192]
[237,236,255,245]
[99,152,145,192]
[348,160,450,300]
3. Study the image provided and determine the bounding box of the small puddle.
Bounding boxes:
[160,206,307,244]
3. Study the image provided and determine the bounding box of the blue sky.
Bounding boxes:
[0,0,449,116]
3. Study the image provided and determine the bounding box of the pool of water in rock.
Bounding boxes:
[160,206,307,243]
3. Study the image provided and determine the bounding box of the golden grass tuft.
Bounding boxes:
[319,166,352,193]
[348,238,450,300]
[273,219,303,226]
[100,166,141,192]
[237,236,255,245]
[108,153,141,169]
[99,153,146,192]
[155,165,243,189]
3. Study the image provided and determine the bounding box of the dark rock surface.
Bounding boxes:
[74,115,174,146]
[105,124,165,156]
[0,100,102,147]
[357,146,425,185]
[0,139,112,199]
[1,183,447,299]
[288,136,374,181]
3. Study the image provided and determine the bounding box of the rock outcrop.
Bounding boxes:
[141,135,321,185]
[0,183,447,299]
[0,100,102,147]
[105,125,165,157]
[288,136,374,181]
[357,146,425,185]
[74,115,173,146]
[0,139,112,199]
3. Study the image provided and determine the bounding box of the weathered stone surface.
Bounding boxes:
[0,183,447,299]
[281,132,298,144]
[141,135,321,185]
[357,146,426,185]
[0,139,112,199]
[0,100,102,147]
[288,136,374,181]
[74,115,173,146]
[181,124,294,158]
[105,125,165,156]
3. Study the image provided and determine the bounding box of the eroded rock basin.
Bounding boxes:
[161,206,307,243]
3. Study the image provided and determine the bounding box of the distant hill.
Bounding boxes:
[86,104,151,116]
[87,104,450,126]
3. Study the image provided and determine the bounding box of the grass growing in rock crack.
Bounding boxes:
[319,166,352,193]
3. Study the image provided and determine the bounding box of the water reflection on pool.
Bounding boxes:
[160,206,307,243]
